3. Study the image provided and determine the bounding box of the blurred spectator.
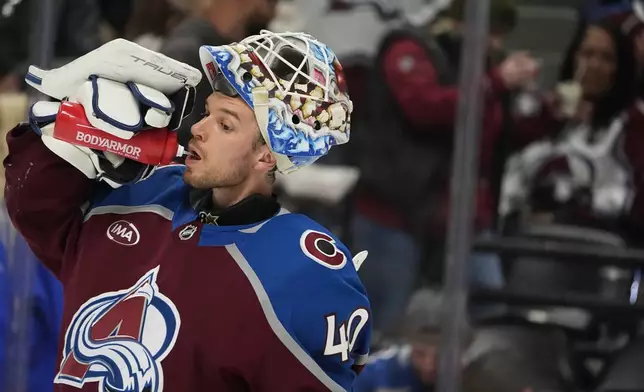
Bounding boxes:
[269,0,305,32]
[161,0,278,145]
[161,0,278,68]
[353,0,536,335]
[0,0,101,92]
[354,288,568,391]
[124,0,186,51]
[161,0,278,144]
[462,350,550,392]
[353,288,472,391]
[501,19,643,243]
[98,0,135,38]
[462,322,572,392]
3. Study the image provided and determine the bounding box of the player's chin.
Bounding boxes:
[183,165,200,186]
[183,169,212,190]
[183,169,198,184]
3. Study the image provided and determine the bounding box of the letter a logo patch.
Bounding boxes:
[55,266,180,392]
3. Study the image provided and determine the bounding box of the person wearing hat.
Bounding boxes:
[353,288,472,391]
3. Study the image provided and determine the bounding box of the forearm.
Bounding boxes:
[4,125,94,278]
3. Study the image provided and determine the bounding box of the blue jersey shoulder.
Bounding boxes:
[87,165,194,227]
[234,212,373,390]
[239,212,361,279]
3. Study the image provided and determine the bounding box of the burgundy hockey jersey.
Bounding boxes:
[4,124,372,392]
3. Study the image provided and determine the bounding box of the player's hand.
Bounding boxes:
[498,51,540,90]
[26,38,201,140]
[63,75,176,140]
[25,38,202,188]
[29,100,157,188]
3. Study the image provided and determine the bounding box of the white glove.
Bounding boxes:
[27,38,201,139]
[26,38,202,187]
[29,101,156,188]
[66,76,175,140]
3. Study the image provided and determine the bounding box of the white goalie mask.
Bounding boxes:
[199,30,353,174]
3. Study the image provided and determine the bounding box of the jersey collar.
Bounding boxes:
[189,188,281,226]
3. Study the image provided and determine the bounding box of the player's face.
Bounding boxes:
[410,341,438,385]
[575,26,616,99]
[184,93,270,189]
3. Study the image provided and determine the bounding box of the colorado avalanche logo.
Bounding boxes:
[55,266,180,392]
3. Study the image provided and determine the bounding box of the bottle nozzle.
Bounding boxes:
[176,144,185,157]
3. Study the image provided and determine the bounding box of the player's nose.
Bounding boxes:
[190,119,207,141]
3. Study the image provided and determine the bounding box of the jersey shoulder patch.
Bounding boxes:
[254,213,353,273]
[299,228,348,270]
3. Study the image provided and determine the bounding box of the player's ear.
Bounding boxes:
[253,143,277,173]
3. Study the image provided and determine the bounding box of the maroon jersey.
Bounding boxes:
[4,124,372,391]
[502,98,644,240]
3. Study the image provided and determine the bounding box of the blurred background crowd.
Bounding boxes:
[4,0,644,391]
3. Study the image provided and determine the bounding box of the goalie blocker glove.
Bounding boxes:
[25,38,201,188]
[30,100,157,188]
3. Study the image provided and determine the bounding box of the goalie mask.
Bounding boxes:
[199,30,353,174]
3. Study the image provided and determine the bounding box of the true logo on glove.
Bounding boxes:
[130,55,190,84]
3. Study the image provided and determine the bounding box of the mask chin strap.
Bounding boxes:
[252,87,299,174]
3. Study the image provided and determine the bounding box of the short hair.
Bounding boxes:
[402,288,472,345]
